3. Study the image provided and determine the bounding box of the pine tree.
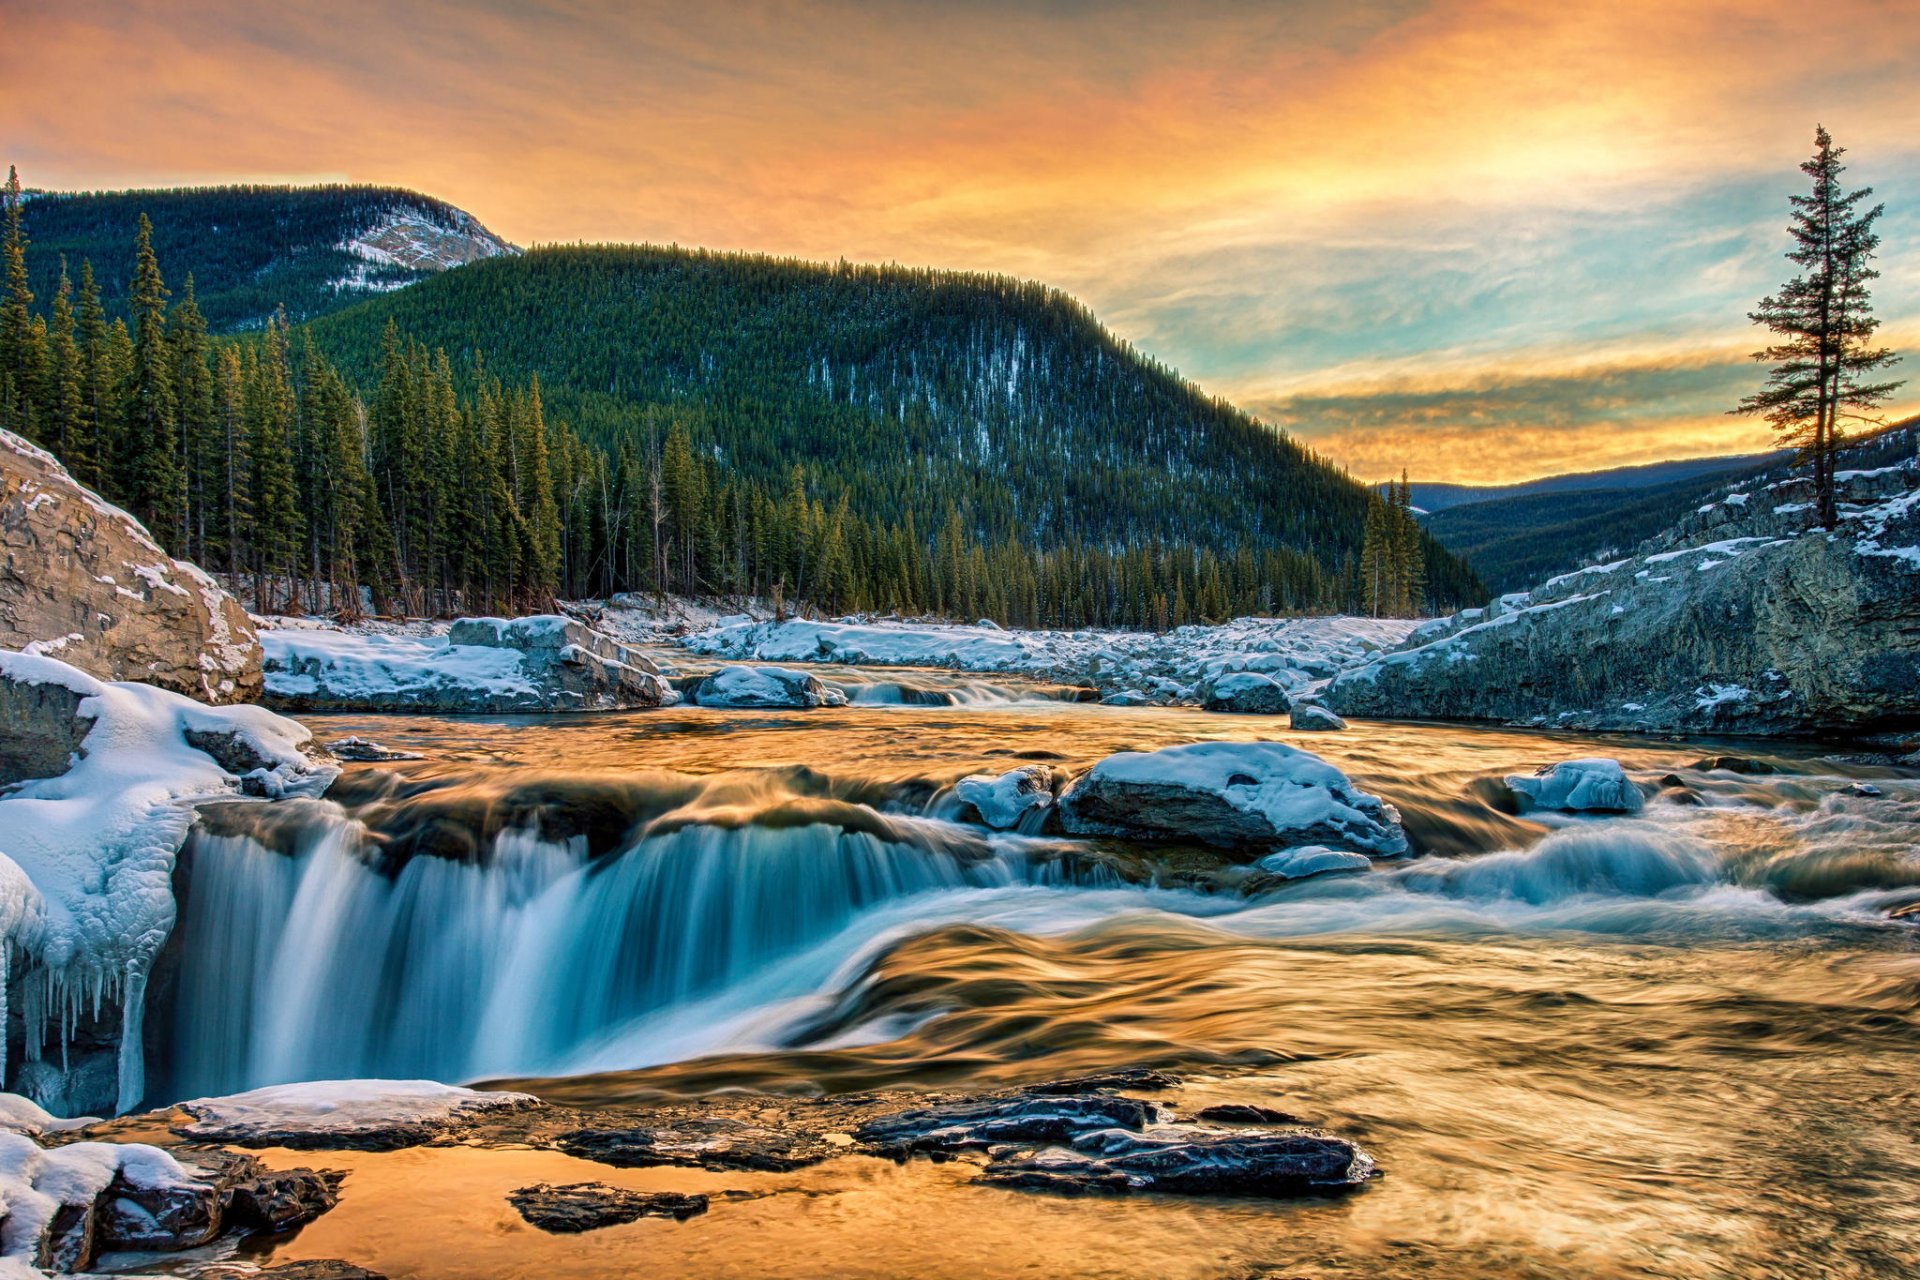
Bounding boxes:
[247,317,301,610]
[1735,126,1904,528]
[170,275,215,562]
[72,261,115,491]
[1,166,40,440]
[39,259,86,475]
[124,214,185,544]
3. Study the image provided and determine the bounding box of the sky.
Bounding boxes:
[6,0,1920,483]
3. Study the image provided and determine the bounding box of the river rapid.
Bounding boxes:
[162,667,1920,1279]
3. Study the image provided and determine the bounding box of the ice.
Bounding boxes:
[261,628,535,703]
[1254,846,1373,879]
[0,651,334,1112]
[1504,758,1643,813]
[174,1079,537,1143]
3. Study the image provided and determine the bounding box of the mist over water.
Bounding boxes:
[166,696,1920,1278]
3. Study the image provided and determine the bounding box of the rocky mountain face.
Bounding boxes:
[1326,440,1920,737]
[0,430,261,703]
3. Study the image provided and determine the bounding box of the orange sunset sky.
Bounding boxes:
[6,0,1920,482]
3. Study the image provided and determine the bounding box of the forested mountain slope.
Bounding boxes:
[19,185,513,331]
[305,245,1482,609]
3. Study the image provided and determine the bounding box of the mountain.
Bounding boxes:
[302,244,1485,609]
[1406,453,1783,515]
[17,184,514,332]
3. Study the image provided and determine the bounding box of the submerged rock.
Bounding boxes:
[854,1093,1157,1155]
[555,1119,837,1172]
[1505,758,1644,813]
[326,736,426,762]
[690,664,846,709]
[508,1183,708,1233]
[1325,452,1920,735]
[1253,845,1373,879]
[980,1126,1374,1197]
[1201,672,1292,715]
[1289,704,1348,731]
[262,615,674,713]
[1059,741,1406,856]
[1,428,262,703]
[954,764,1057,829]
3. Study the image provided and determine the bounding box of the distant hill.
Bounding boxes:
[1417,428,1914,593]
[1407,453,1785,515]
[303,244,1485,609]
[16,184,513,332]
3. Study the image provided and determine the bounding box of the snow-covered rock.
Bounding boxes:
[0,652,334,1116]
[0,429,259,703]
[1201,671,1292,715]
[1505,759,1644,814]
[1059,742,1406,856]
[1289,704,1347,732]
[261,615,674,713]
[689,664,845,709]
[174,1080,540,1149]
[1327,453,1920,735]
[954,765,1057,830]
[677,613,1418,705]
[1253,845,1373,879]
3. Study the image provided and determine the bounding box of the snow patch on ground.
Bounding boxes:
[174,1080,538,1144]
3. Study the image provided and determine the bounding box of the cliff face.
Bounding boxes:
[1327,450,1920,737]
[0,430,261,704]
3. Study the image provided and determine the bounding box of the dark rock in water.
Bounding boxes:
[1201,673,1292,715]
[1191,1104,1304,1125]
[1289,703,1348,731]
[327,736,426,762]
[555,1119,834,1172]
[1846,782,1884,797]
[1021,1069,1180,1094]
[1693,755,1775,775]
[853,1093,1157,1155]
[186,1262,388,1280]
[508,1183,708,1233]
[981,1127,1374,1198]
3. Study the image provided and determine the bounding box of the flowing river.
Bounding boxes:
[155,668,1920,1279]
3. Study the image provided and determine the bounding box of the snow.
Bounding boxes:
[174,1080,538,1143]
[954,766,1054,830]
[692,664,845,709]
[1644,536,1784,565]
[1504,758,1643,813]
[0,651,334,1113]
[0,1126,203,1269]
[261,629,538,702]
[678,614,1419,704]
[1254,845,1373,879]
[1693,683,1752,712]
[1083,741,1407,856]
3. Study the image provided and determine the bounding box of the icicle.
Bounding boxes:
[117,959,146,1116]
[0,945,9,1088]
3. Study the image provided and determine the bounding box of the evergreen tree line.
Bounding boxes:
[1358,473,1425,618]
[1,170,1471,626]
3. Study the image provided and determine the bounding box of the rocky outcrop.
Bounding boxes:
[553,1119,837,1173]
[261,615,674,713]
[1327,456,1920,735]
[1,429,260,703]
[508,1183,707,1233]
[1058,741,1407,856]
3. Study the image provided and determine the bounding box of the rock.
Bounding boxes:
[262,616,674,713]
[690,664,845,709]
[1847,782,1884,798]
[99,1149,337,1251]
[507,1183,708,1233]
[1100,690,1151,707]
[1,428,261,703]
[954,765,1056,829]
[1191,1104,1305,1125]
[173,1081,542,1150]
[185,1262,388,1280]
[1020,1069,1180,1094]
[1059,741,1407,856]
[1325,457,1920,736]
[1505,758,1644,813]
[554,1119,836,1172]
[853,1093,1158,1155]
[980,1126,1374,1198]
[0,665,89,786]
[1253,845,1373,879]
[326,736,425,762]
[1202,672,1292,715]
[1692,755,1775,774]
[1289,703,1347,731]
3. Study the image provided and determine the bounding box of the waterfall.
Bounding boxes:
[165,806,1063,1098]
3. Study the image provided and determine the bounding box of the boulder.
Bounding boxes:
[954,764,1056,829]
[1326,456,1920,735]
[173,1081,542,1150]
[1058,742,1407,856]
[690,664,846,709]
[1289,704,1347,731]
[980,1126,1374,1197]
[1202,672,1292,714]
[261,617,674,713]
[1,429,260,703]
[1253,845,1373,879]
[1505,758,1643,813]
[554,1119,837,1173]
[853,1093,1157,1155]
[507,1183,707,1233]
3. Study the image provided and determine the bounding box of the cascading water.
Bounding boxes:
[165,798,1105,1098]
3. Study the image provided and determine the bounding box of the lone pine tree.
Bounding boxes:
[1735,126,1903,527]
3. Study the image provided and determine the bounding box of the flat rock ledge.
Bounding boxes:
[508,1183,709,1233]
